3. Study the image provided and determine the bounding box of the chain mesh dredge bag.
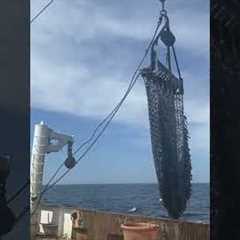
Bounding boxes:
[142,59,192,219]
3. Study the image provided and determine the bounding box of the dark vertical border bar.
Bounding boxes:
[211,1,240,239]
[0,1,30,239]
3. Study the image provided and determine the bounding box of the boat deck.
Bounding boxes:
[32,204,209,240]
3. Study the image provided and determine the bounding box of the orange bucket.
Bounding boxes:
[121,222,159,240]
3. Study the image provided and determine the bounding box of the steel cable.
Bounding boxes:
[31,0,54,23]
[31,14,164,217]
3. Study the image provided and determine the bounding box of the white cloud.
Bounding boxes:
[31,55,147,125]
[185,100,209,125]
[31,0,209,57]
[31,0,209,127]
[31,0,209,183]
[32,54,208,129]
[189,122,209,152]
[170,10,209,57]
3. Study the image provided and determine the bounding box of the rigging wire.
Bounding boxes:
[31,73,141,218]
[30,149,68,216]
[11,0,56,224]
[30,16,164,217]
[30,162,65,217]
[74,16,163,156]
[6,179,30,205]
[31,0,54,23]
[31,71,141,217]
[14,206,30,226]
[49,14,163,177]
[45,74,140,190]
[39,148,68,191]
[171,45,182,79]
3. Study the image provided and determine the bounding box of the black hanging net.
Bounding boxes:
[141,8,192,219]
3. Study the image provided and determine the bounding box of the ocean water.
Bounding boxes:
[43,183,209,223]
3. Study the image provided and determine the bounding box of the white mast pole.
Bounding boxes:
[30,121,74,238]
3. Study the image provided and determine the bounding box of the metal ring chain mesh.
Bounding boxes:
[142,62,192,218]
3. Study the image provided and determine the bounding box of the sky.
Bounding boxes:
[31,0,209,184]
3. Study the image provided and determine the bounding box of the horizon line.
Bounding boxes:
[43,182,210,185]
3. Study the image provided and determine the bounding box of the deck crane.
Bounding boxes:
[30,121,75,236]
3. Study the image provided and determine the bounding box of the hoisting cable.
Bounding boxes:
[31,0,54,23]
[167,47,172,72]
[16,0,56,224]
[73,15,164,156]
[31,71,142,217]
[45,76,142,187]
[6,179,30,205]
[14,206,30,227]
[31,71,142,216]
[30,159,67,218]
[171,45,182,79]
[158,0,182,80]
[30,157,67,217]
[37,0,167,194]
[31,13,162,203]
[31,72,142,218]
[31,14,165,216]
[73,72,138,156]
[32,59,144,217]
[46,14,164,180]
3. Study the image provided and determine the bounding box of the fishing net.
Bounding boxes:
[142,61,192,218]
